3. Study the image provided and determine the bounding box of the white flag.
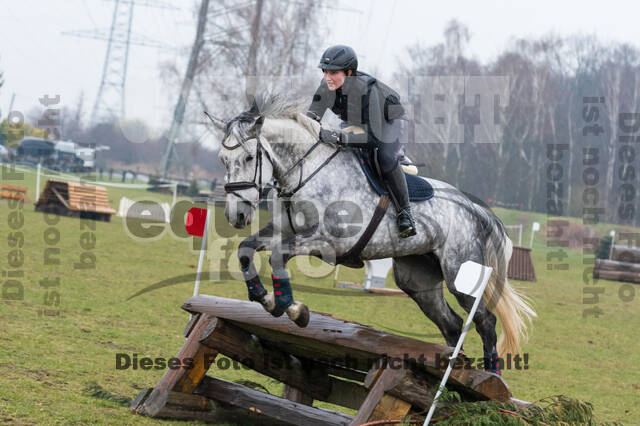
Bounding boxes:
[453,261,493,299]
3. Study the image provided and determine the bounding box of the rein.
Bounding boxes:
[221,116,391,265]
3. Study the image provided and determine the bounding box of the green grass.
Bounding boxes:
[0,164,638,424]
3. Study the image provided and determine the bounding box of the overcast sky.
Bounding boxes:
[1,0,638,139]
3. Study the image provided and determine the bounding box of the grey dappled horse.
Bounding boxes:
[211,95,536,372]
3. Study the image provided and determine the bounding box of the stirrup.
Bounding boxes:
[397,208,416,238]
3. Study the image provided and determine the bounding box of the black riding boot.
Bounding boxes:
[383,164,417,238]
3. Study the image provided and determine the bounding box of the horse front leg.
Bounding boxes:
[269,238,335,328]
[237,222,280,314]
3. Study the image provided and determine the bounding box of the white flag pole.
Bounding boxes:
[529,222,540,249]
[609,230,616,259]
[193,208,210,297]
[172,183,178,208]
[35,162,41,202]
[423,261,493,425]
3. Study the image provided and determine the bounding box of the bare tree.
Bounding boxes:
[171,0,325,144]
[396,21,483,187]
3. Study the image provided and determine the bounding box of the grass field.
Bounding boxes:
[1,164,639,425]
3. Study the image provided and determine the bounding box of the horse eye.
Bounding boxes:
[246,155,254,162]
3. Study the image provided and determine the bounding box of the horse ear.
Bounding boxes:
[204,111,226,130]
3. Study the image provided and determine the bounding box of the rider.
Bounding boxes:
[306,45,417,238]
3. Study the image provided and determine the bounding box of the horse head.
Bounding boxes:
[210,94,323,228]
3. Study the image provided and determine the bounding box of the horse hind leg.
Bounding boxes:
[439,252,500,373]
[393,254,463,348]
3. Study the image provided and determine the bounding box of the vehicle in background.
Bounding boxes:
[0,144,10,162]
[53,140,78,171]
[16,138,56,166]
[75,147,95,171]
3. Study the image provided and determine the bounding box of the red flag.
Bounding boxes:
[186,207,208,237]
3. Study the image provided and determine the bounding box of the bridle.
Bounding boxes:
[222,119,273,206]
[222,116,342,209]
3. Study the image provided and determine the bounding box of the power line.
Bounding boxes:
[81,0,98,27]
[63,0,182,126]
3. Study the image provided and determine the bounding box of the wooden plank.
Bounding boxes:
[612,245,640,264]
[183,313,201,337]
[282,384,313,406]
[368,287,408,296]
[326,376,369,410]
[199,317,334,401]
[64,181,115,214]
[229,319,377,372]
[369,395,412,423]
[50,186,71,209]
[593,268,640,284]
[131,388,217,422]
[1,184,28,192]
[183,295,512,402]
[325,363,367,382]
[508,246,536,281]
[134,314,220,417]
[350,362,409,425]
[0,191,26,201]
[595,259,640,273]
[385,367,438,410]
[195,375,352,426]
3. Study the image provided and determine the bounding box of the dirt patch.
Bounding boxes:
[543,220,600,250]
[98,341,137,351]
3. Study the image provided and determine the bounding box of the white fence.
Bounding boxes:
[117,197,170,223]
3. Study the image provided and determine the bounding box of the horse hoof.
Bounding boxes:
[259,293,284,317]
[286,302,310,327]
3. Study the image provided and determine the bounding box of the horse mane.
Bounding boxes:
[226,93,318,144]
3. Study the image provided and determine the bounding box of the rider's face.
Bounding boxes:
[323,69,349,91]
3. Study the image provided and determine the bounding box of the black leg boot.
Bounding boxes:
[383,164,417,238]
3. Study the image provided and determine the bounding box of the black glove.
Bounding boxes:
[305,111,321,122]
[319,128,344,145]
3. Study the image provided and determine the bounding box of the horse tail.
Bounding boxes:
[482,211,537,356]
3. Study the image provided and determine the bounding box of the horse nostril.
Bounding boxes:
[238,212,245,224]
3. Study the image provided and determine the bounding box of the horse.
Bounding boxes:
[209,94,536,373]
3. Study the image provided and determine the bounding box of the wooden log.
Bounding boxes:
[282,384,313,406]
[326,375,369,411]
[350,362,411,425]
[131,388,216,421]
[195,375,353,426]
[384,367,438,410]
[199,317,368,410]
[1,184,28,192]
[199,317,333,401]
[133,314,220,417]
[183,295,512,402]
[370,395,412,423]
[593,268,640,284]
[612,245,640,264]
[595,259,640,273]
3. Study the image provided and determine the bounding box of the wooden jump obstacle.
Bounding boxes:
[507,246,536,282]
[131,295,517,425]
[1,184,28,202]
[35,179,115,222]
[594,245,640,284]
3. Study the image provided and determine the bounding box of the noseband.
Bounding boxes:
[222,121,273,206]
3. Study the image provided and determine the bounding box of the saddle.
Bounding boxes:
[354,149,434,202]
[341,125,434,201]
[335,128,434,268]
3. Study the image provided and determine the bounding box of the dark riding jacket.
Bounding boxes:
[307,71,405,152]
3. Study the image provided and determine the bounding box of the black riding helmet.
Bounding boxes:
[318,45,358,72]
